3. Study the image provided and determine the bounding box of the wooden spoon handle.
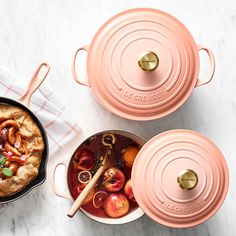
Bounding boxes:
[67,165,105,218]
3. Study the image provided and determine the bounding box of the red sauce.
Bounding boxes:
[67,133,140,218]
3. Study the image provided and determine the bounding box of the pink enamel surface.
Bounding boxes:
[131,130,229,228]
[86,8,199,120]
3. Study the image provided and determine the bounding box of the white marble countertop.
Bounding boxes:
[0,0,236,235]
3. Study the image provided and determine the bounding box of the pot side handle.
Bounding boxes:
[195,45,215,87]
[18,63,50,107]
[72,45,90,87]
[51,160,72,200]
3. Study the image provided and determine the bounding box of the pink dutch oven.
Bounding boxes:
[52,129,228,228]
[72,8,215,120]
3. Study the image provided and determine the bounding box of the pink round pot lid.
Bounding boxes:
[87,8,200,120]
[131,130,229,228]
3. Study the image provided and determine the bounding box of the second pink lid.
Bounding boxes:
[131,130,229,228]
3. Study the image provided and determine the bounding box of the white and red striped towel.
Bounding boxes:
[0,68,79,155]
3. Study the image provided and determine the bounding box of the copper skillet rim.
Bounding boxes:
[0,97,49,204]
[86,7,200,121]
[66,129,146,200]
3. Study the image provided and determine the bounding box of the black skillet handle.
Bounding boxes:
[18,63,50,107]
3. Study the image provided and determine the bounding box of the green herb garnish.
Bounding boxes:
[0,154,6,168]
[2,167,13,177]
[91,154,103,175]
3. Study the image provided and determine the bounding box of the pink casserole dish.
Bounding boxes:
[52,129,228,228]
[72,8,215,120]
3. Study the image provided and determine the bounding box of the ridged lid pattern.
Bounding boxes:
[131,130,229,228]
[87,8,199,120]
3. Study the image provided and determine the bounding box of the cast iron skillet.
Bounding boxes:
[0,63,50,204]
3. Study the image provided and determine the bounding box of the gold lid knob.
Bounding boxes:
[138,51,159,72]
[177,169,198,190]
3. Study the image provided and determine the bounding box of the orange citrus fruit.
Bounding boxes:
[78,170,92,184]
[92,191,108,208]
[122,146,140,168]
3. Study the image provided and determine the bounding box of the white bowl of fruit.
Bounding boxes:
[52,130,145,224]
